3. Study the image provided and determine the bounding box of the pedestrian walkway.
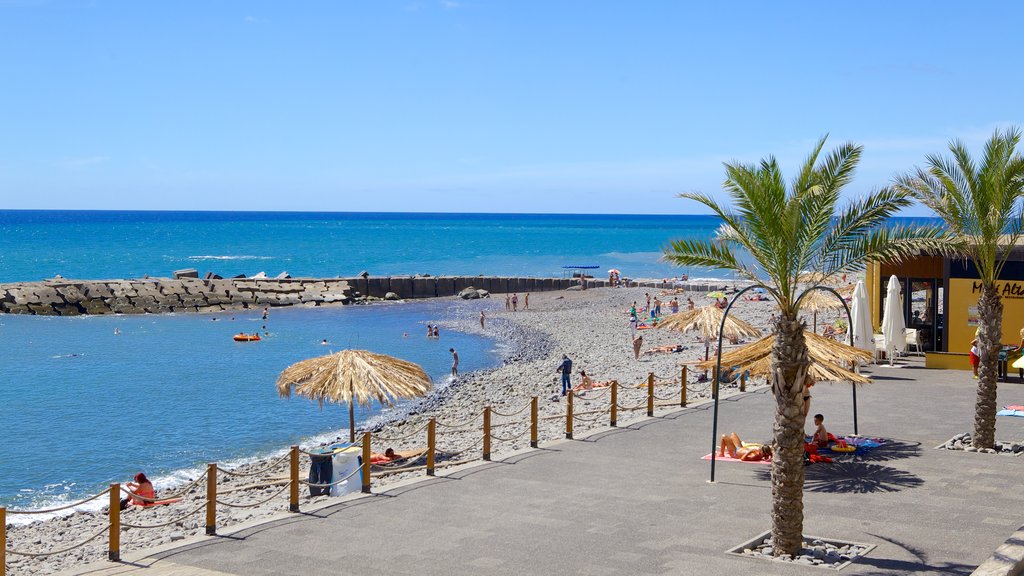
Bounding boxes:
[65,358,1024,575]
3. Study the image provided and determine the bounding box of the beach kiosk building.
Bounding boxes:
[866,241,1024,369]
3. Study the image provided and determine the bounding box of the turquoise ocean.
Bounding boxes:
[0,210,935,517]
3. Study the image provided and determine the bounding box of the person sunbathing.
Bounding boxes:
[643,344,684,355]
[576,371,613,390]
[719,433,773,461]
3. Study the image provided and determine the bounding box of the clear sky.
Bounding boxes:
[1,1,1021,215]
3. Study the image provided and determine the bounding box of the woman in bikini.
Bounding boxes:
[718,433,773,461]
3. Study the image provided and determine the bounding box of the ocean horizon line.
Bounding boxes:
[0,208,942,220]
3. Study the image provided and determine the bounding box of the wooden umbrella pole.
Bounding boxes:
[349,380,355,443]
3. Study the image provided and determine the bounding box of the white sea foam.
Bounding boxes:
[186,255,275,261]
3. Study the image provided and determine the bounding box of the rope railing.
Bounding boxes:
[489,427,531,442]
[0,369,724,572]
[216,482,292,510]
[215,453,290,478]
[572,409,611,423]
[488,403,531,418]
[5,487,111,515]
[6,524,108,558]
[372,453,430,472]
[119,471,210,503]
[434,413,480,429]
[433,424,477,435]
[121,502,207,529]
[298,441,360,457]
[373,422,430,443]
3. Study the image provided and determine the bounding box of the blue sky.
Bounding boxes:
[0,1,1020,214]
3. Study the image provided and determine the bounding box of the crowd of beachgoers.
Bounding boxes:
[4,281,853,575]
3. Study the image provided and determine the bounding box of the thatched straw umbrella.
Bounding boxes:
[658,305,763,361]
[277,349,432,442]
[696,331,872,384]
[800,290,846,333]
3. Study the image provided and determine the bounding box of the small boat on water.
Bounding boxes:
[233,333,261,342]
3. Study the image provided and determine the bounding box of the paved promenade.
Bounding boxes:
[66,358,1024,575]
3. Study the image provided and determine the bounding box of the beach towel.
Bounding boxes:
[701,453,770,465]
[811,435,883,455]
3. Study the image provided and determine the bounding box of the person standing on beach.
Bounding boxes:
[632,335,644,360]
[630,302,638,321]
[505,294,511,311]
[670,297,679,314]
[629,315,638,338]
[556,354,573,396]
[687,298,694,310]
[512,293,518,312]
[479,310,486,329]
[645,293,651,312]
[450,348,459,376]
[524,293,529,310]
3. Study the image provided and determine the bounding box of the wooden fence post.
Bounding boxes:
[361,432,372,493]
[610,381,618,426]
[483,406,491,461]
[740,371,746,392]
[427,418,436,475]
[289,446,299,512]
[530,397,538,448]
[108,483,120,562]
[647,372,655,417]
[681,366,687,407]
[206,463,217,535]
[565,390,574,439]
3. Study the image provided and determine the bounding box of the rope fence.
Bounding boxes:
[6,525,108,558]
[5,488,111,516]
[1,371,763,575]
[121,502,207,530]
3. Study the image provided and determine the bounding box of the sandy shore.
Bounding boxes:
[4,284,850,575]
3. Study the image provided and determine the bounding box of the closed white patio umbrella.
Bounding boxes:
[881,275,906,366]
[849,280,874,353]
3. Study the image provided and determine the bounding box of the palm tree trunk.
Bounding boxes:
[769,314,809,556]
[973,284,1002,449]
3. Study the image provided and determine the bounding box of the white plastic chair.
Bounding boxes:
[905,328,923,356]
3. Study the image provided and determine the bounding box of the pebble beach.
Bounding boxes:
[4,283,851,575]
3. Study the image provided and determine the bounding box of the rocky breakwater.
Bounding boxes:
[0,277,352,316]
[0,274,600,316]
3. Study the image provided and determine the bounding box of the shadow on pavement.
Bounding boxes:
[754,461,924,493]
[851,438,922,463]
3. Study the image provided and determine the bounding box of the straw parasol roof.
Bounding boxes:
[658,305,762,341]
[797,271,832,284]
[800,290,846,313]
[696,331,873,384]
[277,349,432,442]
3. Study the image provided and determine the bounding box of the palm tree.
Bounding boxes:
[664,137,947,556]
[893,128,1024,450]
